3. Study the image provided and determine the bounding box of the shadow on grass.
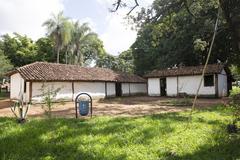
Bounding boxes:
[0,107,239,160]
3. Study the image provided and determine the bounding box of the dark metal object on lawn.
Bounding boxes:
[75,93,93,118]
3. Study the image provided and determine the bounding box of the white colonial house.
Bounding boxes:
[7,62,147,103]
[145,64,232,98]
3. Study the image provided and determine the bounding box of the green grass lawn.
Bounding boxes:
[0,106,239,160]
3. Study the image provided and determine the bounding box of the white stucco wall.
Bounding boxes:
[10,73,25,100]
[106,82,116,97]
[20,80,147,102]
[122,83,130,96]
[74,82,105,99]
[218,70,228,97]
[148,74,218,97]
[130,83,147,94]
[148,78,160,96]
[32,82,73,102]
[178,75,215,96]
[166,77,178,96]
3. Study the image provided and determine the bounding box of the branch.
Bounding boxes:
[127,0,139,15]
[111,0,139,15]
[110,0,122,12]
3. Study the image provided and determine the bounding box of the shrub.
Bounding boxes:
[229,94,240,123]
[230,86,240,96]
[10,100,31,123]
[227,93,240,133]
[40,84,61,118]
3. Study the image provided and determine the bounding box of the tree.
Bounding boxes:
[117,49,134,73]
[0,33,37,67]
[96,50,134,73]
[126,0,240,75]
[70,22,92,66]
[35,37,55,62]
[42,11,72,63]
[65,21,107,66]
[112,0,240,55]
[96,54,117,69]
[0,49,13,77]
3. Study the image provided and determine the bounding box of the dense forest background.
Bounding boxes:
[0,0,239,80]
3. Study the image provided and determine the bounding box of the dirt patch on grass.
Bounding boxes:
[0,96,225,118]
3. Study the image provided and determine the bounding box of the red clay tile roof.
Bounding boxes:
[145,64,225,78]
[8,62,146,83]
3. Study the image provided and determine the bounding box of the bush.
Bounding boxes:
[40,84,61,118]
[230,86,240,96]
[227,93,240,133]
[229,94,240,123]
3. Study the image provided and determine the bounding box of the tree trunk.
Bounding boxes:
[65,46,69,64]
[75,43,83,66]
[57,46,60,63]
[79,51,83,66]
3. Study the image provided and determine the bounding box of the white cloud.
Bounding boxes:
[79,17,97,33]
[100,12,137,55]
[0,0,64,40]
[97,0,154,55]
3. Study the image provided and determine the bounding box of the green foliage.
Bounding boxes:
[230,65,240,81]
[42,12,107,66]
[42,11,72,63]
[40,84,61,118]
[229,93,240,124]
[96,49,134,73]
[131,0,239,75]
[66,21,106,66]
[117,49,135,73]
[0,49,13,76]
[96,54,117,69]
[230,87,240,97]
[35,37,55,62]
[0,106,239,159]
[10,100,31,123]
[0,33,37,67]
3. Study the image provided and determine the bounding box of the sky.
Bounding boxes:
[0,0,153,55]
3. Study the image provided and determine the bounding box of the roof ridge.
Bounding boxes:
[8,61,146,83]
[145,64,225,78]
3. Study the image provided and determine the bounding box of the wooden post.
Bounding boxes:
[29,82,32,102]
[146,79,149,96]
[177,76,179,96]
[215,74,218,98]
[129,83,131,96]
[105,82,107,98]
[159,78,161,96]
[72,82,74,101]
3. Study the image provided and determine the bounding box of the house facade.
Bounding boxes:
[8,62,147,103]
[145,64,231,98]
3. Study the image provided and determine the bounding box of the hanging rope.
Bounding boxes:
[189,7,221,120]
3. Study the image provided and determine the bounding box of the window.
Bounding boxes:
[204,75,214,87]
[24,81,27,93]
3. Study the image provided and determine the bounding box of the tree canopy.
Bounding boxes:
[0,49,13,77]
[127,0,240,75]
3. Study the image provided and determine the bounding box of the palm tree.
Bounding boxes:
[71,21,97,66]
[42,11,72,63]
